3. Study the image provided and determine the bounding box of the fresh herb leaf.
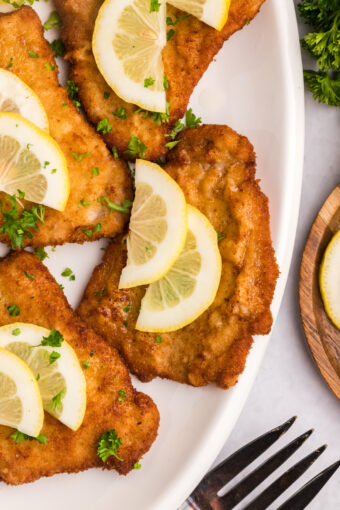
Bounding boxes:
[28,51,39,58]
[82,360,91,369]
[117,389,126,402]
[95,223,102,232]
[144,77,155,88]
[7,304,20,316]
[78,198,91,208]
[49,388,66,412]
[43,11,61,31]
[97,430,123,462]
[10,430,48,445]
[82,228,93,237]
[125,135,148,158]
[113,106,127,119]
[123,305,130,312]
[134,462,142,469]
[6,57,13,69]
[150,0,161,12]
[165,140,181,149]
[166,13,190,26]
[61,268,75,280]
[98,196,132,214]
[12,328,21,336]
[304,69,340,105]
[66,80,79,99]
[217,232,225,241]
[91,166,100,177]
[112,146,119,158]
[104,91,110,99]
[24,271,35,280]
[44,62,56,71]
[34,247,48,261]
[97,117,112,134]
[71,151,91,162]
[185,108,202,128]
[155,335,162,343]
[39,329,64,348]
[49,39,65,57]
[167,29,175,41]
[163,75,169,90]
[49,351,61,365]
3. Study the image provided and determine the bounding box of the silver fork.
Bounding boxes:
[179,417,340,510]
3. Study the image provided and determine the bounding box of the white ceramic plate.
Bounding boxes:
[0,1,304,509]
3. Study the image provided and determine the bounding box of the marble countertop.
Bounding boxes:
[210,2,340,509]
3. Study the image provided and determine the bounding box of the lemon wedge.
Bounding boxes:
[0,323,87,431]
[119,159,187,288]
[319,230,340,330]
[0,69,49,132]
[0,112,69,211]
[136,205,222,332]
[0,1,15,13]
[0,346,43,436]
[167,0,231,30]
[93,0,167,113]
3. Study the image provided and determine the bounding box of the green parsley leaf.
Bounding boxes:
[24,271,35,280]
[185,108,202,128]
[95,223,102,232]
[144,77,155,88]
[150,0,161,12]
[71,151,91,162]
[91,166,100,177]
[104,91,110,99]
[117,389,127,402]
[163,75,169,90]
[12,328,21,336]
[304,69,340,106]
[49,388,66,412]
[82,360,91,369]
[165,140,181,149]
[49,351,61,365]
[7,304,20,316]
[82,228,93,237]
[94,289,105,297]
[217,232,225,241]
[61,268,75,281]
[28,51,39,58]
[112,146,119,158]
[134,462,142,469]
[166,13,190,26]
[78,198,92,208]
[124,135,147,158]
[167,29,175,41]
[34,247,48,261]
[97,117,112,134]
[98,196,132,214]
[6,57,13,68]
[113,106,127,119]
[123,305,130,312]
[123,320,128,327]
[44,62,56,71]
[0,194,45,250]
[10,430,48,445]
[66,80,79,99]
[39,329,64,348]
[43,11,61,31]
[97,430,123,462]
[155,335,162,343]
[49,39,66,58]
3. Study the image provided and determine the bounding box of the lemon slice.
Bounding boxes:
[136,205,222,332]
[0,346,43,436]
[93,0,167,113]
[0,69,49,132]
[0,323,86,431]
[0,1,15,13]
[119,159,187,288]
[0,113,69,211]
[319,230,340,329]
[167,0,230,30]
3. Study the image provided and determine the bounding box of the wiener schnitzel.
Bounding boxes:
[55,0,266,160]
[0,251,159,485]
[0,7,131,247]
[78,125,279,389]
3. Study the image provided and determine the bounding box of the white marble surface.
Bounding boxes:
[210,3,340,509]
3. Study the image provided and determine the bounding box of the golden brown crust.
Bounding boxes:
[0,251,159,485]
[54,0,266,159]
[0,7,132,247]
[77,125,278,389]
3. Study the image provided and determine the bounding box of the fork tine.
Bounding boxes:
[219,429,313,508]
[187,417,297,510]
[277,459,340,510]
[243,445,327,510]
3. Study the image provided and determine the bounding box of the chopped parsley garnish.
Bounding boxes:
[49,351,61,365]
[82,360,91,369]
[185,108,202,128]
[43,62,56,71]
[112,146,119,158]
[94,289,105,297]
[124,135,147,158]
[61,268,75,281]
[117,389,127,402]
[71,151,91,162]
[123,320,128,327]
[38,329,64,348]
[66,80,79,98]
[165,140,181,150]
[0,193,45,250]
[7,304,20,316]
[34,247,48,261]
[104,91,111,99]
[49,39,66,58]
[166,13,190,26]
[12,328,21,336]
[163,75,169,90]
[91,166,100,177]
[167,29,175,41]
[49,389,66,412]
[134,462,142,470]
[150,0,161,12]
[97,117,112,134]
[144,77,155,88]
[155,335,162,343]
[95,223,102,232]
[82,229,93,237]
[123,305,130,312]
[28,51,39,58]
[43,11,61,31]
[6,57,13,68]
[113,106,127,119]
[10,430,48,445]
[78,198,92,208]
[59,283,64,290]
[97,430,123,462]
[90,350,95,357]
[61,103,68,108]
[135,102,170,126]
[217,232,225,241]
[24,271,35,280]
[165,108,202,149]
[98,196,132,214]
[73,99,81,111]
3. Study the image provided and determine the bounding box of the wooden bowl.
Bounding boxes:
[299,184,340,400]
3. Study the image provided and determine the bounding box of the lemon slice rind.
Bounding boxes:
[93,0,167,113]
[0,346,44,437]
[167,0,231,31]
[0,69,49,132]
[0,112,69,211]
[136,204,222,332]
[119,159,188,288]
[0,323,87,431]
[319,230,340,330]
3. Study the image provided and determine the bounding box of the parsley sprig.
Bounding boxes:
[10,430,48,445]
[0,193,45,250]
[165,108,202,149]
[299,0,340,107]
[97,430,123,462]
